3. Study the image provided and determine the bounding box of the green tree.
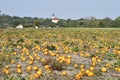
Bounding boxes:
[34,20,40,26]
[103,17,112,27]
[12,20,22,26]
[98,20,105,28]
[112,16,120,28]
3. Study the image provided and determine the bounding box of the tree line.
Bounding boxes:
[0,14,120,28]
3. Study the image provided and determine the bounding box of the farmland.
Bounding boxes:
[0,28,120,80]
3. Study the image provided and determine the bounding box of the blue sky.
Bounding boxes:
[0,0,120,19]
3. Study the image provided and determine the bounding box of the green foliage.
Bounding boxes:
[3,75,28,80]
[114,60,120,67]
[46,45,56,51]
[72,46,79,52]
[94,69,102,76]
[0,14,120,28]
[105,53,118,60]
[49,59,64,71]
[17,38,24,43]
[112,17,120,27]
[99,21,106,28]
[23,23,34,28]
[41,57,65,71]
[34,40,39,44]
[34,20,40,26]
[64,41,74,46]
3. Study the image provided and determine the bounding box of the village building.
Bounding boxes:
[52,14,59,23]
[16,24,23,28]
[35,26,38,28]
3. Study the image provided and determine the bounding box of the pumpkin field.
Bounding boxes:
[0,28,120,80]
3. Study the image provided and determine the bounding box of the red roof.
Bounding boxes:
[52,17,59,20]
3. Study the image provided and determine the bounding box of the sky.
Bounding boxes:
[0,0,120,19]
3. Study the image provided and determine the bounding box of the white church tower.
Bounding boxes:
[52,14,59,23]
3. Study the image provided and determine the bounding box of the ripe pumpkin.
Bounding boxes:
[87,71,94,77]
[101,67,107,72]
[61,71,67,76]
[26,66,32,71]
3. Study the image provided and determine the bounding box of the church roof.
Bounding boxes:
[52,17,59,20]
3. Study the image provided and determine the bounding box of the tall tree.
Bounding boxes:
[112,16,120,28]
[103,17,112,27]
[34,20,40,26]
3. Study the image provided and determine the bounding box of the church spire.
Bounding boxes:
[52,13,54,17]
